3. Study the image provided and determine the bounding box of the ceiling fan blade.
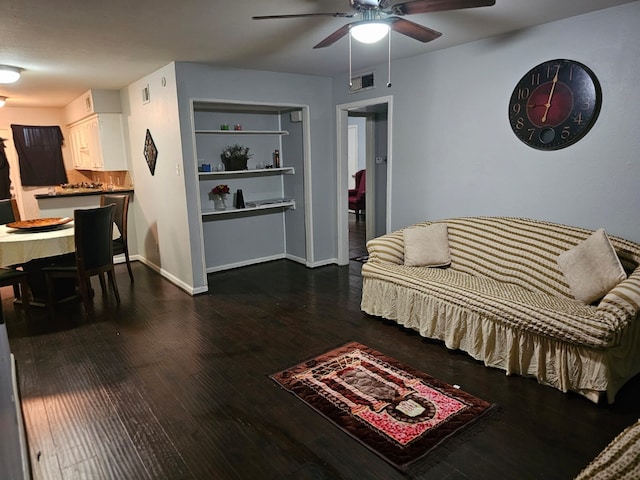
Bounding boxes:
[387,17,442,42]
[313,24,352,49]
[252,12,354,20]
[390,0,495,16]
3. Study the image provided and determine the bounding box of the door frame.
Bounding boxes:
[336,95,393,265]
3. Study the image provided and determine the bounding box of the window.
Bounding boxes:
[11,124,68,186]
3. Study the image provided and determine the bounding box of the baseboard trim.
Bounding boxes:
[205,253,287,273]
[135,257,208,296]
[306,257,339,268]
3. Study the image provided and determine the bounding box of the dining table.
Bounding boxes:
[0,220,75,267]
[0,218,120,305]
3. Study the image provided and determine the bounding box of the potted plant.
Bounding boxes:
[221,144,251,171]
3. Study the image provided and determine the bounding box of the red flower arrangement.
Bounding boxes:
[211,184,230,195]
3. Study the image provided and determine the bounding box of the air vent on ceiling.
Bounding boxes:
[349,72,374,93]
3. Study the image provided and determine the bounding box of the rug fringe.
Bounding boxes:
[404,404,502,476]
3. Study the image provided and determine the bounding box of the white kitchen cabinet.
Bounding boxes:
[192,100,307,272]
[63,89,122,125]
[67,120,90,169]
[67,113,127,171]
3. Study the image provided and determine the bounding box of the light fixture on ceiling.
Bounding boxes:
[348,25,393,90]
[0,66,22,84]
[350,22,390,44]
[0,96,6,108]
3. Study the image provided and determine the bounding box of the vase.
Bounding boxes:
[213,194,227,211]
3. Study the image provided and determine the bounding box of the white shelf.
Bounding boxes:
[198,166,294,178]
[195,129,289,135]
[192,99,305,274]
[201,200,295,217]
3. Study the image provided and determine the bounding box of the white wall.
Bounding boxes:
[121,62,334,293]
[120,63,195,292]
[333,1,640,244]
[0,107,70,219]
[174,62,334,292]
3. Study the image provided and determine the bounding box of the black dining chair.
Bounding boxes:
[0,198,30,313]
[43,205,120,319]
[100,194,134,282]
[0,198,19,225]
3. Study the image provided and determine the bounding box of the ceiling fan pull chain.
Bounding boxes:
[349,32,353,87]
[387,31,392,87]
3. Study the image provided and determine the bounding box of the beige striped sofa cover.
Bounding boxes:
[361,217,640,403]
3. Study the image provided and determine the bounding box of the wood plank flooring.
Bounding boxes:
[4,218,640,479]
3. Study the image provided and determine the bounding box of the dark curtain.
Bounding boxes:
[11,124,68,186]
[0,138,11,199]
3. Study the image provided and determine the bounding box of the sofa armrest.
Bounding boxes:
[366,229,405,265]
[597,267,640,328]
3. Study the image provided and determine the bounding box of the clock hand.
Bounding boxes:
[541,65,560,123]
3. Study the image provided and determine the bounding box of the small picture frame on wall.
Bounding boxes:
[144,129,157,176]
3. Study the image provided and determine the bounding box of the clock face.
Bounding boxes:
[508,59,602,150]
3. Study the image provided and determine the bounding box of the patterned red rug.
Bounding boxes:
[271,341,495,471]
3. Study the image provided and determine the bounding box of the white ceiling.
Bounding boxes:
[0,0,634,108]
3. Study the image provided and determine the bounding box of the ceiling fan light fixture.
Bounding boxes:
[0,96,6,107]
[350,22,389,44]
[0,65,22,84]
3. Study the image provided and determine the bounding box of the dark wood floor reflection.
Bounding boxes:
[349,211,367,260]
[5,235,640,479]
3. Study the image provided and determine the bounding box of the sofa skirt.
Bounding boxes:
[361,276,640,403]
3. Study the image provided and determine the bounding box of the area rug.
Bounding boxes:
[350,254,369,263]
[271,341,495,471]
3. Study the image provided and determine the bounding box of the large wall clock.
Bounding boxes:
[508,59,602,150]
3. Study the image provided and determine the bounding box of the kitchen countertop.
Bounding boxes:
[35,188,134,199]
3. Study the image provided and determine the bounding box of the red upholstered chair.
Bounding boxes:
[348,169,366,221]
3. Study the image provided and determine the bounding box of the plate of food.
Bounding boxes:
[6,217,73,231]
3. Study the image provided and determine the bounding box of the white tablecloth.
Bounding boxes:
[0,222,120,267]
[0,223,76,266]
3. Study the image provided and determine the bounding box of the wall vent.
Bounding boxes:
[349,72,375,93]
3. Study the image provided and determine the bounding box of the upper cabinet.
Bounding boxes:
[65,89,127,171]
[64,89,122,125]
[67,114,127,171]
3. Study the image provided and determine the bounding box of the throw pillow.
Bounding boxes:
[557,228,627,304]
[404,223,451,268]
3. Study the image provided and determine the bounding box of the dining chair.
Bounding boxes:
[0,268,30,322]
[100,194,134,282]
[0,198,29,308]
[43,205,120,319]
[0,198,20,223]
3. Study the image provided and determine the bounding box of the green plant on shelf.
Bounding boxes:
[221,144,251,171]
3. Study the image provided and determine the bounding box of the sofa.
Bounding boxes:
[361,217,640,403]
[575,419,640,479]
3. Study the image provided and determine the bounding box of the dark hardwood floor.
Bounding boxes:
[349,212,367,260]
[3,218,640,479]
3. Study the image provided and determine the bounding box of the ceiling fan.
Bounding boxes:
[253,0,496,49]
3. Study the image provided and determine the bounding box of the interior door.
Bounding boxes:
[348,124,358,190]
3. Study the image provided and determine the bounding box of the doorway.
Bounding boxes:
[336,96,392,265]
